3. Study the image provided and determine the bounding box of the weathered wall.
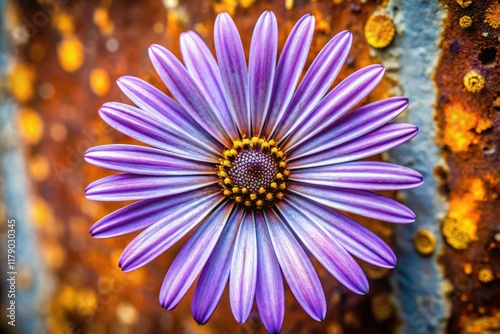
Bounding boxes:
[1,0,498,333]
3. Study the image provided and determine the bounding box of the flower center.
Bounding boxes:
[218,137,289,209]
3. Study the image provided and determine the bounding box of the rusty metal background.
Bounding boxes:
[1,0,498,333]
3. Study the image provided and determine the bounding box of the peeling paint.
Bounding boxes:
[382,0,449,333]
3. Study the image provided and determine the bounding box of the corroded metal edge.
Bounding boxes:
[381,0,450,333]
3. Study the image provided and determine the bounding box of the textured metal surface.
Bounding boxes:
[2,0,499,333]
[382,1,449,333]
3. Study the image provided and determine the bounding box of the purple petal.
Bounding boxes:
[179,31,240,140]
[192,207,245,324]
[289,183,415,223]
[272,30,352,140]
[160,201,234,310]
[287,196,396,268]
[149,44,232,147]
[214,13,250,136]
[290,161,423,190]
[289,97,409,159]
[99,102,219,163]
[248,11,278,137]
[255,212,284,334]
[116,76,220,153]
[85,174,217,201]
[264,209,326,321]
[277,199,369,294]
[230,212,258,323]
[90,186,221,238]
[118,191,223,272]
[289,123,418,169]
[261,14,315,138]
[85,144,216,176]
[283,65,385,151]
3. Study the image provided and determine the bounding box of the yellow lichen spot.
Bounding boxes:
[90,68,110,96]
[57,35,84,72]
[478,268,494,283]
[443,102,492,152]
[459,16,473,29]
[414,229,436,255]
[18,108,44,144]
[93,6,115,36]
[486,3,500,29]
[456,0,472,8]
[463,70,484,93]
[29,155,51,182]
[364,13,396,49]
[53,12,74,36]
[9,64,35,102]
[463,262,472,275]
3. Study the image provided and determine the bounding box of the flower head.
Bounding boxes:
[85,11,422,333]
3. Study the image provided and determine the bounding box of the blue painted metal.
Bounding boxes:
[384,1,449,333]
[0,1,49,332]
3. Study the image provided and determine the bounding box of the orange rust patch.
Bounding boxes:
[443,102,492,152]
[443,178,485,250]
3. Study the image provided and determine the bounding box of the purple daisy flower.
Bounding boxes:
[85,11,422,334]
